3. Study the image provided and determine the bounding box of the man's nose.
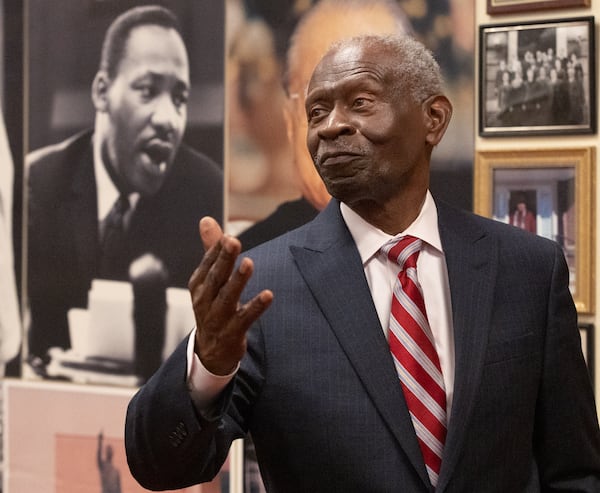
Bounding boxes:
[317,106,355,140]
[151,94,181,133]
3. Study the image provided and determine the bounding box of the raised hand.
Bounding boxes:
[188,217,273,375]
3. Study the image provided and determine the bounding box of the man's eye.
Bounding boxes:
[138,85,157,99]
[353,97,370,108]
[308,107,327,121]
[173,92,189,109]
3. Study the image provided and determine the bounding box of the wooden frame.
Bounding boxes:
[579,323,595,387]
[479,17,596,137]
[487,0,591,15]
[474,148,595,314]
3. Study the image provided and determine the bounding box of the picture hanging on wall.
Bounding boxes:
[474,147,595,314]
[487,0,591,15]
[3,379,243,492]
[479,16,596,136]
[23,0,225,385]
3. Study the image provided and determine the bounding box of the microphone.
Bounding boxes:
[129,254,169,383]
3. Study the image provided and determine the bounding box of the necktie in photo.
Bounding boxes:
[99,194,131,280]
[382,235,447,488]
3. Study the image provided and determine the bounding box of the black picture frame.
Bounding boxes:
[479,16,596,137]
[579,323,595,388]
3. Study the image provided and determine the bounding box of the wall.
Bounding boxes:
[475,2,600,400]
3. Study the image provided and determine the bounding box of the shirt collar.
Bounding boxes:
[340,190,443,265]
[93,127,139,220]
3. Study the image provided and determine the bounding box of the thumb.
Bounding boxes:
[199,216,224,251]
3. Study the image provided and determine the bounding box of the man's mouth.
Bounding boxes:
[317,151,362,167]
[144,140,173,170]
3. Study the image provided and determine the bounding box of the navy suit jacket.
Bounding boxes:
[27,130,223,358]
[126,198,600,492]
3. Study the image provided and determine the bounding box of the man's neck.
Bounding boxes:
[348,188,428,236]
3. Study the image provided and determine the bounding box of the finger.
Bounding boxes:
[188,238,223,290]
[199,216,223,252]
[193,235,242,318]
[236,289,274,329]
[207,256,256,319]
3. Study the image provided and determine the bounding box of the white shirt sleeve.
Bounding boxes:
[186,328,238,410]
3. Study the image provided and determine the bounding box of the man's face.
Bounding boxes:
[100,24,189,196]
[284,5,404,210]
[305,43,431,209]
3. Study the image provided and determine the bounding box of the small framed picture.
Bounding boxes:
[474,147,595,314]
[479,17,595,136]
[487,0,591,15]
[579,323,595,387]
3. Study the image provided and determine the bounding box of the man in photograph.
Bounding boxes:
[26,5,223,375]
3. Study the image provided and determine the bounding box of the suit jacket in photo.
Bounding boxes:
[27,130,223,360]
[238,196,319,251]
[125,198,600,492]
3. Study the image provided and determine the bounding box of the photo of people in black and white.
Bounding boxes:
[24,1,224,384]
[481,18,594,134]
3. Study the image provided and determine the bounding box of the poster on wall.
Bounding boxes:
[225,0,476,249]
[3,380,242,492]
[23,0,225,384]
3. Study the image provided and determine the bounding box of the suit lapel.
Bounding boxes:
[290,201,432,488]
[435,202,498,492]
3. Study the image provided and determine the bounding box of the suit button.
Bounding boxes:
[168,421,188,447]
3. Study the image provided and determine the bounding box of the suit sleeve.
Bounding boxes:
[535,243,600,490]
[124,338,235,490]
[125,322,265,491]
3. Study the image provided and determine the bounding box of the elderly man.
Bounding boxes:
[126,34,600,492]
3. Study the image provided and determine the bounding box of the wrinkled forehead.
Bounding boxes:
[308,42,388,92]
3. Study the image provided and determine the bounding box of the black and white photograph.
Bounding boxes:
[24,0,225,384]
[479,16,596,136]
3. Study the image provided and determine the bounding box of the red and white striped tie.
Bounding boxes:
[382,235,447,488]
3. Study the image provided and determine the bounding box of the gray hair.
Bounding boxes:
[284,0,412,94]
[329,34,444,104]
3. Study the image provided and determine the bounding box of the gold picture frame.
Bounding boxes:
[474,148,595,313]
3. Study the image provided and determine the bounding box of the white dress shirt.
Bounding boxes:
[187,191,455,416]
[93,130,139,226]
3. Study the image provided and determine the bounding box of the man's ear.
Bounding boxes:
[91,71,110,112]
[423,95,453,146]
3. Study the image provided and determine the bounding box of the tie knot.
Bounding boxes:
[114,195,130,215]
[382,235,422,269]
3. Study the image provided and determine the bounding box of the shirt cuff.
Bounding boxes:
[186,328,238,411]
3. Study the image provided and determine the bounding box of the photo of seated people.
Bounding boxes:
[484,23,590,130]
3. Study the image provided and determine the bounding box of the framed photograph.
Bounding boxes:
[487,0,591,15]
[474,148,595,314]
[3,380,243,492]
[479,17,596,136]
[579,323,595,387]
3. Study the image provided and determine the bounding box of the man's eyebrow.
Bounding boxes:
[132,71,190,90]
